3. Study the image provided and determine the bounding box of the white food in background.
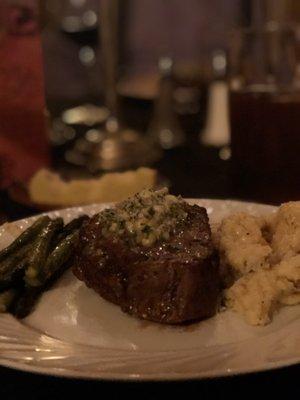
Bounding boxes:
[29,167,157,206]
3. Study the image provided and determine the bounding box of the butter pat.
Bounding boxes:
[96,188,187,247]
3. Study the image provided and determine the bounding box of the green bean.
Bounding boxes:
[0,216,51,264]
[10,287,40,318]
[0,289,18,313]
[12,230,78,318]
[35,230,79,286]
[12,229,80,318]
[5,216,85,317]
[55,215,88,244]
[0,243,32,290]
[24,218,63,287]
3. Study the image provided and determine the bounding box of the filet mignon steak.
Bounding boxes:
[73,193,220,324]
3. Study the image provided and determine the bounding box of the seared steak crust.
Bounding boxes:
[73,204,220,324]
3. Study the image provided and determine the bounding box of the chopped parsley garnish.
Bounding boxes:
[96,188,187,247]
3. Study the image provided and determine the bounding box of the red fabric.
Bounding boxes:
[0,135,48,188]
[0,31,50,188]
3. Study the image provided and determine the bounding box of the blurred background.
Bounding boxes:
[36,0,237,99]
[1,0,300,220]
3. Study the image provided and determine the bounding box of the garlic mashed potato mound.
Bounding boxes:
[217,202,300,326]
[29,168,157,206]
[271,202,300,262]
[218,213,272,277]
[226,257,300,326]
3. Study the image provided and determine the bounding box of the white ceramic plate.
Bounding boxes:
[0,199,299,381]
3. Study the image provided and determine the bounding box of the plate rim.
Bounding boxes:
[1,353,300,381]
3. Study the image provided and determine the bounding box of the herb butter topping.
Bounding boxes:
[97,188,187,246]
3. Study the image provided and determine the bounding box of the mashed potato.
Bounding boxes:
[225,255,300,326]
[218,213,272,277]
[218,203,300,326]
[271,202,300,262]
[225,269,293,326]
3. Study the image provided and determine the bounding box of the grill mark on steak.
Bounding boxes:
[73,203,220,324]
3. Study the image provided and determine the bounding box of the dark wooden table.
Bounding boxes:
[0,363,299,399]
[0,98,299,398]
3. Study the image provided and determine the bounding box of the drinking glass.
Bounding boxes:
[147,57,185,149]
[71,0,161,172]
[229,24,300,201]
[40,0,109,159]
